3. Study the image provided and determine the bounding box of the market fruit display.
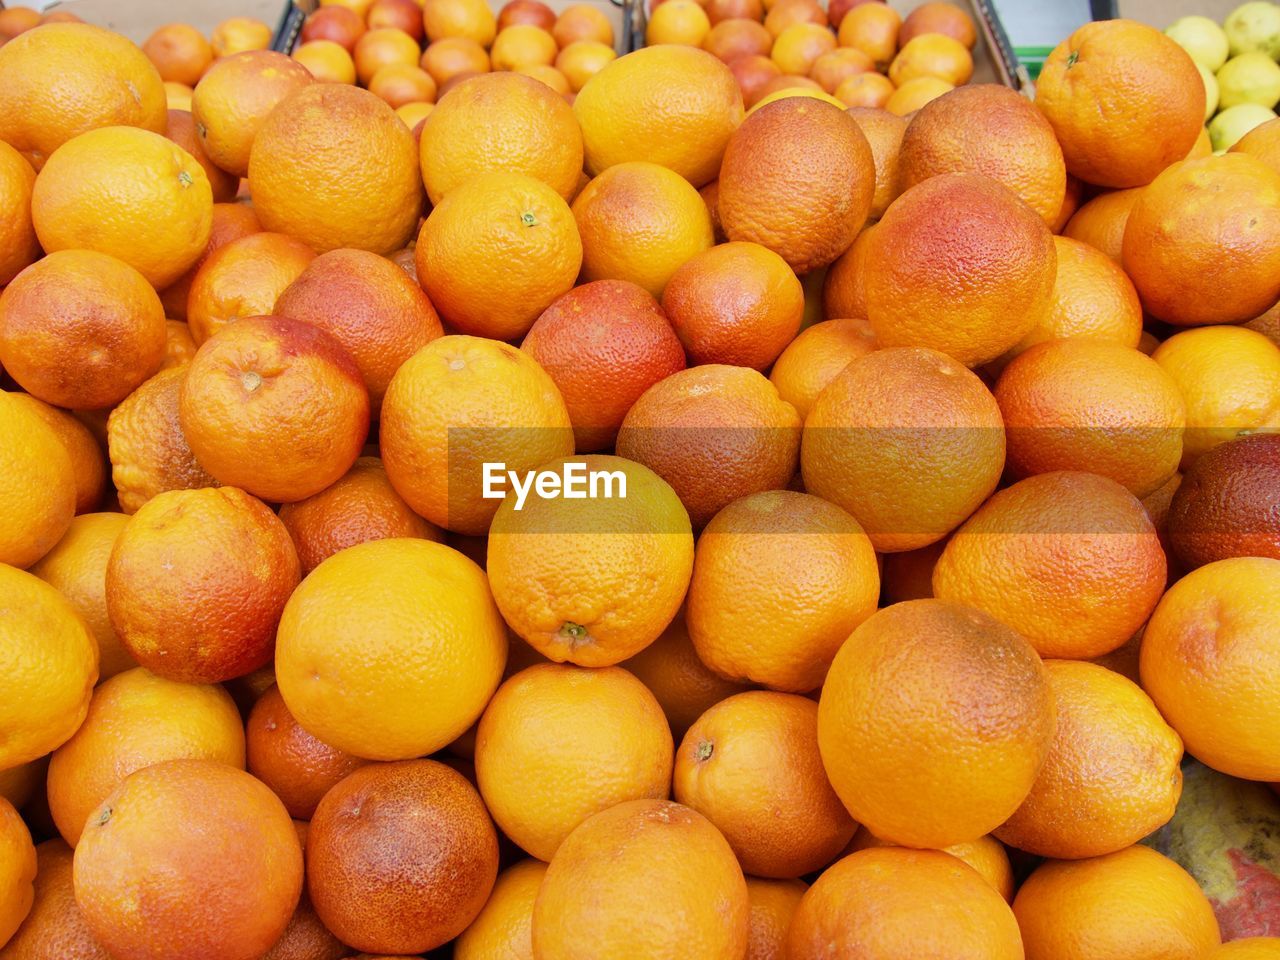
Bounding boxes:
[0,0,1278,957]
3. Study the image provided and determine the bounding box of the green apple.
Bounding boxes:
[1224,1,1280,59]
[1209,102,1278,150]
[1167,15,1231,71]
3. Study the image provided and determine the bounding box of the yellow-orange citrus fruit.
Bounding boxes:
[675,690,855,877]
[1035,19,1205,188]
[834,71,895,108]
[454,859,547,960]
[719,98,874,274]
[211,16,272,56]
[0,23,166,170]
[817,599,1055,848]
[647,0,712,46]
[532,799,749,960]
[353,27,420,85]
[29,513,134,681]
[995,339,1186,496]
[821,223,875,321]
[787,848,1023,960]
[476,663,674,860]
[1141,556,1280,781]
[275,538,508,760]
[1061,186,1142,263]
[847,828,1015,902]
[160,200,263,323]
[769,317,877,420]
[1232,117,1280,174]
[574,45,743,187]
[616,364,802,528]
[186,231,315,345]
[745,877,807,960]
[553,3,613,47]
[844,107,904,219]
[416,172,583,340]
[164,81,194,111]
[0,142,39,286]
[687,490,878,692]
[293,39,358,84]
[885,75,955,115]
[900,1,977,47]
[47,667,245,847]
[888,32,972,87]
[555,39,615,91]
[423,0,498,46]
[801,347,1005,552]
[835,2,900,65]
[249,84,423,255]
[995,660,1183,859]
[1,838,112,960]
[771,22,835,75]
[865,172,1056,367]
[492,24,558,70]
[810,46,874,92]
[420,36,491,85]
[746,84,847,114]
[1208,940,1280,959]
[487,455,693,665]
[5,393,105,515]
[73,760,302,960]
[368,63,437,108]
[166,108,237,204]
[143,23,213,87]
[106,487,300,684]
[1122,154,1280,326]
[179,315,370,503]
[0,250,166,411]
[0,796,35,947]
[380,335,575,534]
[1013,845,1221,960]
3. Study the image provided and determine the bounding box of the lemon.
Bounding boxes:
[1167,15,1231,71]
[1197,63,1221,120]
[1224,1,1280,59]
[1209,102,1278,150]
[1217,52,1280,108]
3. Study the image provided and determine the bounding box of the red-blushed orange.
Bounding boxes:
[769,317,877,421]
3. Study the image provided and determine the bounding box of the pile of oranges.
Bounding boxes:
[0,0,1278,958]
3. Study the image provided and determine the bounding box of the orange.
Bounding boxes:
[307,759,497,953]
[1061,186,1142,263]
[475,663,673,859]
[0,250,166,410]
[1052,172,1085,232]
[293,39,359,84]
[1246,299,1280,346]
[771,23,836,75]
[764,0,825,38]
[661,241,801,368]
[719,98,873,274]
[845,107,905,219]
[933,471,1167,659]
[706,0,764,19]
[647,0,711,46]
[274,248,443,413]
[686,490,878,692]
[0,797,35,947]
[210,16,272,56]
[745,878,807,960]
[249,85,423,255]
[246,685,369,820]
[555,39,614,91]
[0,23,166,170]
[261,891,345,960]
[747,84,848,113]
[1036,20,1204,188]
[166,109,238,204]
[1013,845,1220,960]
[5,393,104,515]
[417,172,582,340]
[996,340,1186,496]
[278,457,442,575]
[787,848,1023,959]
[834,71,894,108]
[1209,941,1280,959]
[500,0,557,31]
[621,612,748,739]
[900,1,977,48]
[574,161,714,298]
[885,75,954,115]
[368,64,436,107]
[521,279,687,452]
[159,200,263,323]
[0,7,39,40]
[74,760,302,960]
[396,99,436,127]
[47,667,245,847]
[616,365,801,528]
[821,223,874,320]
[898,84,1066,225]
[995,660,1182,859]
[106,367,221,515]
[846,829,1015,902]
[0,142,39,286]
[836,3,901,69]
[192,50,315,178]
[180,316,370,502]
[106,487,300,684]
[865,173,1056,366]
[421,72,582,203]
[142,23,213,87]
[380,335,574,533]
[810,47,875,93]
[487,455,693,665]
[801,347,1005,552]
[704,19,771,62]
[186,231,315,344]
[1232,116,1280,174]
[553,4,613,47]
[1,838,111,960]
[1141,557,1280,781]
[532,799,749,960]
[454,859,547,960]
[421,37,491,85]
[731,55,784,108]
[1123,155,1280,326]
[353,27,421,85]
[33,126,213,290]
[423,0,498,46]
[675,690,855,877]
[29,514,134,681]
[1153,326,1280,465]
[304,6,366,49]
[888,33,972,87]
[817,599,1055,848]
[275,538,507,759]
[996,235,1143,366]
[769,317,877,419]
[574,45,743,187]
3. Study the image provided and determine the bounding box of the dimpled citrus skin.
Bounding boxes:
[475,663,674,861]
[487,456,693,666]
[6,393,105,516]
[1,839,113,960]
[0,564,98,769]
[745,877,807,960]
[0,392,76,569]
[1208,940,1280,959]
[817,599,1056,849]
[185,232,315,346]
[274,538,508,761]
[454,859,547,960]
[848,829,1016,902]
[786,848,1024,960]
[0,796,36,947]
[532,800,749,960]
[768,317,878,421]
[0,141,40,285]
